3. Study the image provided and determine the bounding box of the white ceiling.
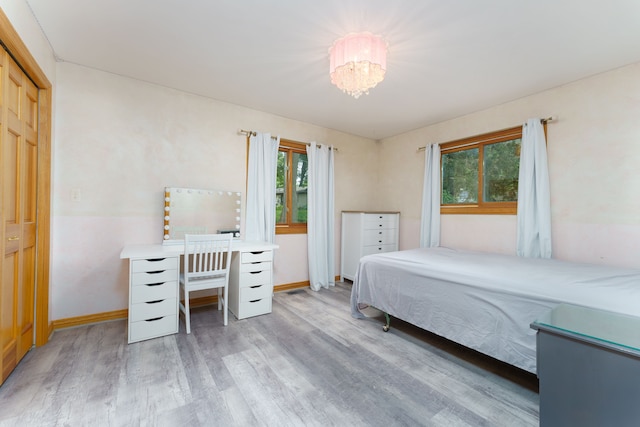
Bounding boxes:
[25,0,640,140]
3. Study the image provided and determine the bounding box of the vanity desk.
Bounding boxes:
[121,187,277,343]
[120,240,278,343]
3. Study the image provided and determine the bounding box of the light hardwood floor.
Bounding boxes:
[0,282,539,426]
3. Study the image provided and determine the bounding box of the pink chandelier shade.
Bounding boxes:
[329,32,387,99]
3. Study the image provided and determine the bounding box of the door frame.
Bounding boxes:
[0,9,52,346]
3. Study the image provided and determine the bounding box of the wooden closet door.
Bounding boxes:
[1,48,38,383]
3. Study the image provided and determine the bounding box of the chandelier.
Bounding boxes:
[329,32,387,99]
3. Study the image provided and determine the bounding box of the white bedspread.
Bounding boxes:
[350,247,640,373]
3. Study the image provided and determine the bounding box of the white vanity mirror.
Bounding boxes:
[163,187,241,245]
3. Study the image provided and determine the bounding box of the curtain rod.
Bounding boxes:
[239,129,338,151]
[239,129,277,139]
[416,116,555,152]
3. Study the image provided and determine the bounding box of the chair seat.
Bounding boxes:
[180,272,226,282]
[180,273,227,292]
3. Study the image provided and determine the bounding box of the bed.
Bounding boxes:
[350,247,640,373]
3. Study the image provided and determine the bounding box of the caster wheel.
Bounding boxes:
[382,325,389,332]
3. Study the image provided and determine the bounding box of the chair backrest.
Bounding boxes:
[183,234,233,281]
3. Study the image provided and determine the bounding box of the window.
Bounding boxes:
[441,126,527,215]
[276,140,308,234]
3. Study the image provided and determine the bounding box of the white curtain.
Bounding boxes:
[306,142,335,291]
[420,143,441,248]
[245,132,280,243]
[516,119,552,258]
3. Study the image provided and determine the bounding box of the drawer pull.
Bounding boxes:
[147,258,166,262]
[250,285,263,289]
[249,299,262,303]
[146,270,166,274]
[145,317,164,322]
[146,282,165,287]
[250,251,264,255]
[146,299,164,304]
[250,261,262,264]
[249,271,263,274]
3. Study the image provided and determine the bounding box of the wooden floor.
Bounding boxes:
[0,282,539,426]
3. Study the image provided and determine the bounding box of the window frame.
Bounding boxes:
[276,139,308,235]
[440,126,528,215]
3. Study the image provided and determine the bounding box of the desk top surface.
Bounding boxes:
[120,240,278,260]
[532,303,640,354]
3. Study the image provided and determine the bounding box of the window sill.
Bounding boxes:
[441,205,517,215]
[276,224,308,235]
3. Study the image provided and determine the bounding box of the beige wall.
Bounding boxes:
[6,0,640,321]
[379,62,640,269]
[51,62,378,320]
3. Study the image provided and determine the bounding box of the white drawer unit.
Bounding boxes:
[127,256,179,343]
[228,249,274,319]
[341,211,400,281]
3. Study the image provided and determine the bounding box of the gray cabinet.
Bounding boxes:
[531,304,640,427]
[340,211,399,281]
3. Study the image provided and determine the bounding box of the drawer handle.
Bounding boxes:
[146,299,164,304]
[147,258,166,262]
[250,285,263,289]
[145,317,164,322]
[250,262,262,264]
[146,282,165,287]
[146,270,166,275]
[250,251,264,255]
[249,271,263,275]
[378,240,382,243]
[249,299,262,303]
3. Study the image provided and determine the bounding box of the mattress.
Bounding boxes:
[350,247,640,373]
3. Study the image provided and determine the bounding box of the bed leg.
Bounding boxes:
[383,313,391,332]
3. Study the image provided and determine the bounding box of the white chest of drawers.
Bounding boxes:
[340,211,400,281]
[127,256,179,343]
[228,249,274,319]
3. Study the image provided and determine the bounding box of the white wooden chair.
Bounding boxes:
[180,233,233,333]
